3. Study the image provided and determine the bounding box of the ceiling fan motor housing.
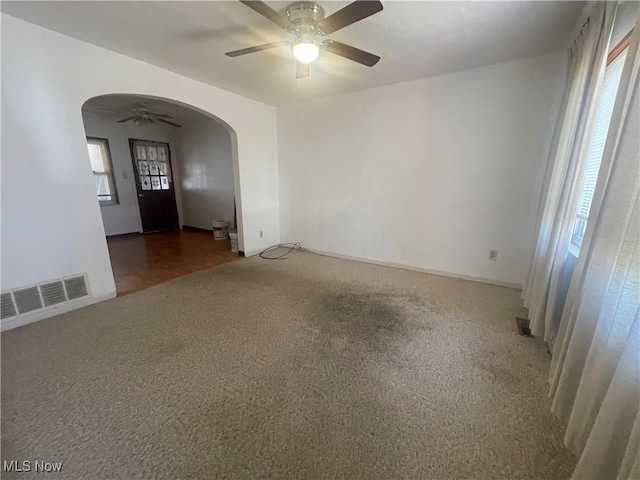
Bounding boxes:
[286,2,325,29]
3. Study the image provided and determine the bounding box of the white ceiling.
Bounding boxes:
[2,1,586,106]
[83,94,213,126]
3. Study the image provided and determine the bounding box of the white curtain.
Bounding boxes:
[549,20,640,480]
[523,2,618,345]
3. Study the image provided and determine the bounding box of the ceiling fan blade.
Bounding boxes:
[322,40,380,67]
[240,1,296,32]
[316,0,383,35]
[296,62,310,79]
[117,116,137,123]
[153,113,174,118]
[156,118,182,128]
[226,41,289,57]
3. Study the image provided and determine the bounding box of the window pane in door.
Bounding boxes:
[136,145,147,160]
[141,176,151,190]
[147,146,157,160]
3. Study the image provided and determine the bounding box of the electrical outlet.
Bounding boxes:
[259,230,264,238]
[489,250,498,261]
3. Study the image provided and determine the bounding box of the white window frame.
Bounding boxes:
[87,137,119,205]
[571,39,630,249]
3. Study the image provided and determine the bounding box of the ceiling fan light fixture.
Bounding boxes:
[293,41,319,64]
[228,0,384,75]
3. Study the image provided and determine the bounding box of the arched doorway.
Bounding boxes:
[82,94,243,295]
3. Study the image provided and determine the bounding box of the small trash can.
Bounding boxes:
[212,220,229,241]
[229,231,239,253]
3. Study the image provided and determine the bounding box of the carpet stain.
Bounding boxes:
[151,339,187,358]
[474,360,524,391]
[310,289,433,355]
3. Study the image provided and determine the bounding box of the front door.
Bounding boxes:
[129,139,179,233]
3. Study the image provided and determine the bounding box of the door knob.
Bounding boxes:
[138,194,144,197]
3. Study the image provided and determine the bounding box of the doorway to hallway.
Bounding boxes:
[82,94,242,297]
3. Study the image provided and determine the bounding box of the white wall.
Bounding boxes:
[1,14,280,308]
[277,52,567,287]
[81,111,182,236]
[177,118,236,231]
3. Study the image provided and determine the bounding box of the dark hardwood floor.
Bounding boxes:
[107,229,240,296]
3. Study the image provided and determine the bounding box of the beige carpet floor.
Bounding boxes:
[1,250,575,479]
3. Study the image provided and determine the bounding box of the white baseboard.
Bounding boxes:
[303,247,522,290]
[1,292,117,332]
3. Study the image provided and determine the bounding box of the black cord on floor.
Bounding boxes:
[259,242,302,260]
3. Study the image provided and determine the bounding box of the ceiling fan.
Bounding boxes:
[226,0,383,79]
[117,105,182,128]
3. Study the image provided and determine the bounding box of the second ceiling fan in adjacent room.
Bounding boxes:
[117,105,182,128]
[226,0,383,78]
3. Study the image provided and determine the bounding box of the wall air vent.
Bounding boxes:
[40,281,67,307]
[1,293,17,320]
[1,274,91,323]
[13,287,43,314]
[64,276,88,300]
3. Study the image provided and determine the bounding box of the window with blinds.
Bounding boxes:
[572,47,628,248]
[87,137,118,205]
